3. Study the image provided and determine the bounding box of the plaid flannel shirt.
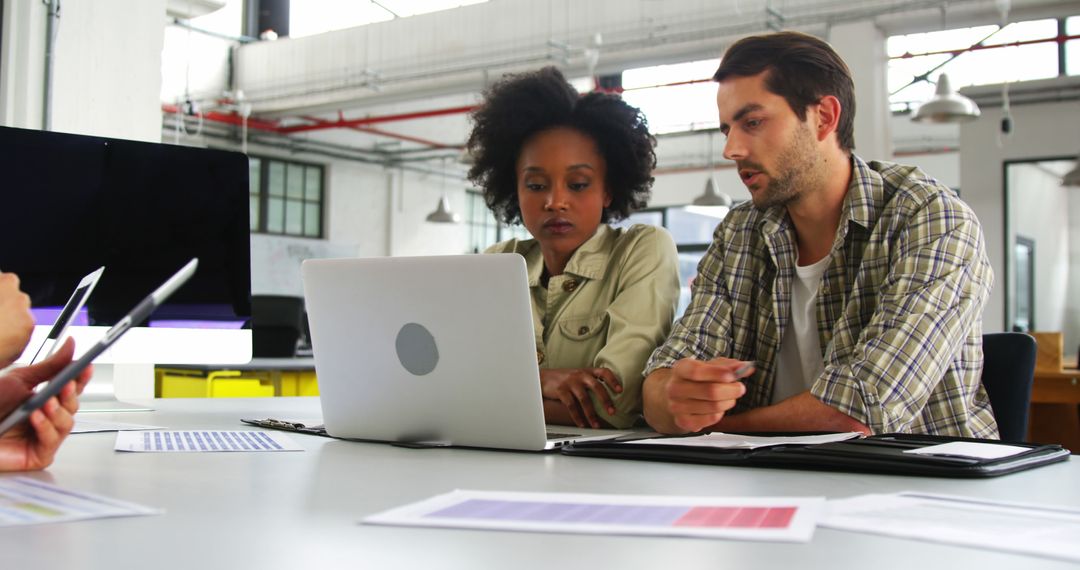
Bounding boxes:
[645,156,997,437]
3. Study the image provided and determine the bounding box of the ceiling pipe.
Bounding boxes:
[299,115,462,149]
[278,104,477,134]
[162,103,281,132]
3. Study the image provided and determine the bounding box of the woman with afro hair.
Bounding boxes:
[468,66,679,430]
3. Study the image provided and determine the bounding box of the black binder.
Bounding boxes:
[561,433,1071,478]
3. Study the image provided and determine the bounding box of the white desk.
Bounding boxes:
[3,397,1078,569]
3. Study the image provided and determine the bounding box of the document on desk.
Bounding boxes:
[623,431,863,449]
[823,492,1080,562]
[365,489,822,542]
[114,430,304,452]
[0,476,160,527]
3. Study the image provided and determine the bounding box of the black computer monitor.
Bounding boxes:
[0,126,252,363]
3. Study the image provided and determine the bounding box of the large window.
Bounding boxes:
[888,17,1077,112]
[620,59,720,134]
[1068,15,1080,76]
[248,156,325,238]
[465,190,529,253]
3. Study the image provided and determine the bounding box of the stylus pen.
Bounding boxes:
[732,361,755,377]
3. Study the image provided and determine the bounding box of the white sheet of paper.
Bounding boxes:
[902,441,1029,460]
[114,430,303,452]
[624,431,862,449]
[0,476,160,527]
[823,492,1080,563]
[365,489,822,542]
[73,418,165,434]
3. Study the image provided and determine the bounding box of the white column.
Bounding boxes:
[0,0,47,129]
[828,21,893,162]
[48,0,166,142]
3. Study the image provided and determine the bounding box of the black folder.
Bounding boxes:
[561,433,1071,478]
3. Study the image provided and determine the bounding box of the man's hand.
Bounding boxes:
[540,368,622,429]
[715,391,872,435]
[643,358,753,434]
[0,273,34,368]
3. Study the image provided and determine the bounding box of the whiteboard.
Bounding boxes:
[250,234,357,296]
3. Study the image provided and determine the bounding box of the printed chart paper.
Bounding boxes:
[823,492,1080,563]
[365,489,822,541]
[624,431,862,449]
[115,430,303,452]
[0,476,160,527]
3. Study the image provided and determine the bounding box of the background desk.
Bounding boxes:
[1030,357,1080,452]
[155,358,318,398]
[3,398,1078,570]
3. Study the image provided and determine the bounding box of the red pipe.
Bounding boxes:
[162,103,281,132]
[299,115,462,149]
[278,104,477,134]
[891,34,1080,59]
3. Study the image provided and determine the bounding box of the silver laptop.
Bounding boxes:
[301,254,631,451]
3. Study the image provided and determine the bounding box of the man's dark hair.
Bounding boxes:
[714,31,856,152]
[466,66,656,224]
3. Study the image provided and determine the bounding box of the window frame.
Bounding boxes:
[248,154,326,238]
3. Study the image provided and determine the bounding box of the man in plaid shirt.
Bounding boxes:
[642,31,996,438]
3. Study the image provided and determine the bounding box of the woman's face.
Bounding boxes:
[516,127,611,261]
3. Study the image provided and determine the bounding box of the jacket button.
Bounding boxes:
[562,280,578,292]
[578,326,590,335]
[536,350,545,365]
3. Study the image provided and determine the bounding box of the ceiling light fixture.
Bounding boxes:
[911,73,981,124]
[1063,155,1080,187]
[426,158,460,223]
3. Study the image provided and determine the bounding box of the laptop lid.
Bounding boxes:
[30,266,105,364]
[0,258,198,435]
[302,254,625,451]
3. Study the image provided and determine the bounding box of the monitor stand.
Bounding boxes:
[78,364,155,413]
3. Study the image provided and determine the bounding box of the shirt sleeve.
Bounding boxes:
[643,222,735,377]
[591,227,680,428]
[809,195,993,433]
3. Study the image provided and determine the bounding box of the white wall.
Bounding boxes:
[1008,162,1078,351]
[49,0,165,142]
[960,97,1080,334]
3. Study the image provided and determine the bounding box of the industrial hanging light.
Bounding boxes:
[911,73,981,124]
[425,194,460,223]
[426,158,460,223]
[692,176,733,207]
[1063,155,1080,187]
[687,132,733,217]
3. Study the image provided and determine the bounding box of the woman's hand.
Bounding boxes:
[540,368,622,428]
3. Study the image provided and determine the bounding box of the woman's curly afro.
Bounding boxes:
[466,66,657,224]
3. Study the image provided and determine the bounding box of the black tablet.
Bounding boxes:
[29,266,104,364]
[0,259,198,435]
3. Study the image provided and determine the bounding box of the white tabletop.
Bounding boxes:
[3,397,1077,569]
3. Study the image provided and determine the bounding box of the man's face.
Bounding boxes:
[716,71,822,210]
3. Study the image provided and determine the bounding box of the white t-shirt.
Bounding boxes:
[771,254,830,404]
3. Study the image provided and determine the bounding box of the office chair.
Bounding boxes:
[251,295,306,358]
[981,332,1037,442]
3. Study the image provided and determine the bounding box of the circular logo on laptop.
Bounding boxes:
[395,323,439,376]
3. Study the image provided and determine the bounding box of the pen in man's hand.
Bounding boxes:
[732,361,755,377]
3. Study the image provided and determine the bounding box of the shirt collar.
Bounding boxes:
[844,154,883,231]
[521,224,613,286]
[757,154,879,238]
